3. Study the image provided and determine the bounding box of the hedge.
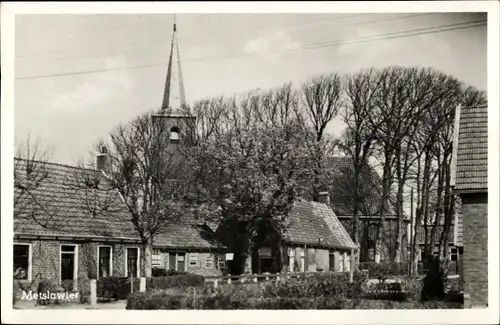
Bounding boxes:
[147,274,205,290]
[359,262,409,279]
[126,290,346,310]
[126,271,369,309]
[77,274,204,303]
[78,277,141,303]
[152,268,189,277]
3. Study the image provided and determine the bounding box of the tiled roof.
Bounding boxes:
[284,200,357,249]
[14,158,138,240]
[325,156,398,217]
[455,106,488,192]
[154,219,225,250]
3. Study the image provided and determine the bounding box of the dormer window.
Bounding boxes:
[170,126,180,142]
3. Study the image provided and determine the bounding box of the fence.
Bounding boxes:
[358,262,411,278]
[204,271,359,287]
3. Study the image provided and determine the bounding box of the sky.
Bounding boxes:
[14,12,487,165]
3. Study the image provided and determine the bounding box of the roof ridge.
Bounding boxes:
[14,157,99,173]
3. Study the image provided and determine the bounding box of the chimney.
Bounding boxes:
[96,146,111,175]
[318,191,330,206]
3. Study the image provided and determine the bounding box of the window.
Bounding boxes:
[217,255,226,271]
[189,254,198,266]
[288,248,296,273]
[60,245,78,282]
[98,246,112,277]
[338,253,345,272]
[344,253,351,272]
[170,126,180,142]
[451,248,458,261]
[329,251,335,272]
[152,249,162,267]
[205,256,213,268]
[13,244,31,280]
[126,247,140,278]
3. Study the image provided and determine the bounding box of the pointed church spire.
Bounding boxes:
[161,14,186,113]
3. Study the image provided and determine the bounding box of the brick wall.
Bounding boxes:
[153,249,223,277]
[186,252,222,277]
[13,238,140,290]
[461,193,488,307]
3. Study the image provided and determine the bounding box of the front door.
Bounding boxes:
[177,253,186,272]
[127,248,138,278]
[169,253,176,271]
[61,254,74,280]
[61,245,76,281]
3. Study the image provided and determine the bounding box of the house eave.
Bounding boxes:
[285,240,357,251]
[14,232,141,243]
[453,188,488,195]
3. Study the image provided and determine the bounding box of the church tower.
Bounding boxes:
[153,15,195,146]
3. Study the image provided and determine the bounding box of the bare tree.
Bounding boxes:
[299,73,343,201]
[96,111,193,277]
[14,135,62,230]
[340,68,382,264]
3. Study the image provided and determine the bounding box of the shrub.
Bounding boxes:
[96,276,141,300]
[60,279,75,292]
[264,271,367,299]
[36,279,69,305]
[344,299,462,309]
[147,274,204,290]
[421,256,446,302]
[359,262,409,279]
[126,290,347,310]
[152,268,188,277]
[402,278,424,302]
[79,278,91,303]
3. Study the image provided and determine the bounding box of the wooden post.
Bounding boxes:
[253,276,257,283]
[410,187,414,277]
[227,275,231,284]
[464,293,471,308]
[214,279,218,289]
[139,277,146,292]
[90,279,97,308]
[349,249,354,283]
[240,274,245,284]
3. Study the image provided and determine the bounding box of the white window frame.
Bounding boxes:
[152,249,162,267]
[205,256,213,269]
[13,243,32,281]
[189,253,198,266]
[125,247,140,278]
[59,244,78,284]
[97,245,113,278]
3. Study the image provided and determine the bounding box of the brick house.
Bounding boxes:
[152,218,226,276]
[325,157,410,263]
[242,192,357,275]
[451,104,488,307]
[13,158,143,290]
[13,156,226,288]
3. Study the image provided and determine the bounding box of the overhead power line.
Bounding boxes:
[17,13,439,64]
[16,20,486,81]
[17,13,372,59]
